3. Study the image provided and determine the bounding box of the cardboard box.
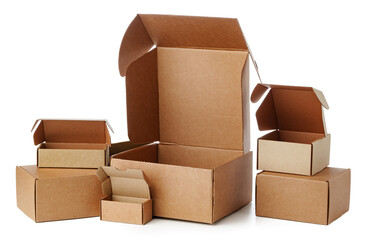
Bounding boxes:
[97,166,152,224]
[16,165,103,222]
[256,167,351,225]
[32,119,113,168]
[251,84,331,175]
[110,14,253,223]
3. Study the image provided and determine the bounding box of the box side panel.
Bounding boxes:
[311,134,331,175]
[111,158,213,223]
[158,47,247,151]
[242,56,250,153]
[35,175,103,222]
[38,149,106,168]
[110,141,148,156]
[101,200,143,224]
[16,166,36,221]
[142,199,153,224]
[213,151,252,222]
[258,139,312,175]
[158,144,243,169]
[256,174,328,224]
[328,169,351,224]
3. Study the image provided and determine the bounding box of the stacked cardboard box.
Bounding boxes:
[251,84,351,225]
[16,119,144,222]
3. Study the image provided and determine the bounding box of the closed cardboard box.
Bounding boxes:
[32,119,113,168]
[16,165,103,222]
[97,167,152,225]
[111,14,253,224]
[251,84,331,175]
[256,167,351,225]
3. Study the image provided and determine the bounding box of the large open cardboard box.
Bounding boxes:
[256,167,351,225]
[97,166,152,224]
[32,119,113,168]
[251,84,331,175]
[110,14,253,224]
[16,165,103,222]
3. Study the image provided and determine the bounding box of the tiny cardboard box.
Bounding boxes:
[97,166,152,225]
[256,167,351,225]
[111,14,253,224]
[251,84,331,176]
[16,165,103,222]
[32,119,113,168]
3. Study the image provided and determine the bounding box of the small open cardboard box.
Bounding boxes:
[251,84,331,175]
[16,165,103,222]
[32,119,113,168]
[256,167,351,225]
[97,166,152,224]
[110,14,253,224]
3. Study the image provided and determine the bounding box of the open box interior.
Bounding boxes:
[32,119,112,149]
[260,130,325,144]
[97,167,151,204]
[39,142,108,150]
[112,144,244,170]
[251,84,329,139]
[103,195,150,204]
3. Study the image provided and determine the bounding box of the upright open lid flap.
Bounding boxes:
[32,119,114,146]
[251,84,329,134]
[96,166,150,199]
[125,49,159,143]
[119,14,248,76]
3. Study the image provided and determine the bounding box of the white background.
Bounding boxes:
[0,0,364,239]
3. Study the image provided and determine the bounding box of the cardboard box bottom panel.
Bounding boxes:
[37,143,109,168]
[258,130,331,175]
[101,196,152,225]
[16,165,103,222]
[256,167,351,225]
[110,143,253,223]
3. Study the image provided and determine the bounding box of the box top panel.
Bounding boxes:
[119,14,248,76]
[32,119,113,146]
[96,166,150,199]
[258,167,349,182]
[18,165,98,179]
[251,84,329,134]
[125,47,248,150]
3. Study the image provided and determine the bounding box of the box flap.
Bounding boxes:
[125,49,159,143]
[251,84,329,134]
[97,166,150,199]
[119,14,248,76]
[31,119,113,146]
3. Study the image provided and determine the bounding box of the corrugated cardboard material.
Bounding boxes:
[32,119,113,168]
[256,167,351,225]
[251,84,331,175]
[111,14,253,223]
[16,165,103,222]
[97,166,152,224]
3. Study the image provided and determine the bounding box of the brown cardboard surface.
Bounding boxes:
[111,144,252,223]
[32,119,112,145]
[119,14,248,76]
[252,84,330,176]
[32,120,113,168]
[16,166,36,221]
[116,14,252,223]
[213,152,252,222]
[256,168,351,225]
[158,48,247,150]
[16,165,103,222]
[252,84,328,134]
[257,130,331,175]
[97,166,152,224]
[328,169,351,224]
